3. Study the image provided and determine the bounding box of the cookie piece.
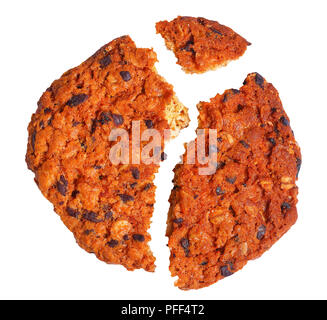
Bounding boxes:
[156,16,250,74]
[167,73,301,289]
[26,35,189,272]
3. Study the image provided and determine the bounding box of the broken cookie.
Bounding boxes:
[26,35,189,272]
[167,73,301,289]
[156,16,250,73]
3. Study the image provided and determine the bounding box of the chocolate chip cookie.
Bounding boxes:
[26,35,189,272]
[156,16,250,73]
[167,73,301,289]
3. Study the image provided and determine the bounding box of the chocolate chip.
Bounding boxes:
[72,121,81,127]
[271,107,277,114]
[237,104,244,112]
[223,91,238,102]
[99,55,112,68]
[94,165,102,170]
[130,182,137,188]
[226,176,236,184]
[133,234,145,242]
[145,119,153,128]
[281,202,291,211]
[123,235,129,241]
[255,73,264,89]
[31,130,36,152]
[120,71,131,81]
[216,186,225,196]
[90,119,97,134]
[104,211,113,220]
[296,158,302,178]
[256,225,266,240]
[66,94,88,107]
[268,137,276,146]
[84,229,94,235]
[220,265,233,277]
[99,112,111,125]
[107,239,119,248]
[141,184,151,192]
[161,152,167,161]
[44,108,52,114]
[280,116,289,126]
[112,114,124,126]
[82,211,103,223]
[240,140,250,148]
[173,218,183,224]
[181,37,194,52]
[57,175,68,196]
[197,17,206,25]
[217,161,226,169]
[66,207,80,218]
[180,238,190,256]
[180,238,189,249]
[200,261,208,266]
[131,168,140,179]
[118,194,134,203]
[210,27,223,36]
[71,190,80,198]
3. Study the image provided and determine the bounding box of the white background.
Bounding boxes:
[1,0,326,300]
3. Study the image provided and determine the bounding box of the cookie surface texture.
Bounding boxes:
[167,73,301,289]
[26,35,189,272]
[156,16,250,73]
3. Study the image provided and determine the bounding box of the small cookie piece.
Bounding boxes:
[26,35,189,272]
[156,16,250,73]
[167,73,301,289]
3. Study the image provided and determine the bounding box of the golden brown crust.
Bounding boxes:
[156,16,250,74]
[26,35,189,272]
[167,73,301,289]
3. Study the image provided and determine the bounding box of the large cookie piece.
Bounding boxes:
[156,16,250,74]
[167,73,301,289]
[26,35,189,272]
